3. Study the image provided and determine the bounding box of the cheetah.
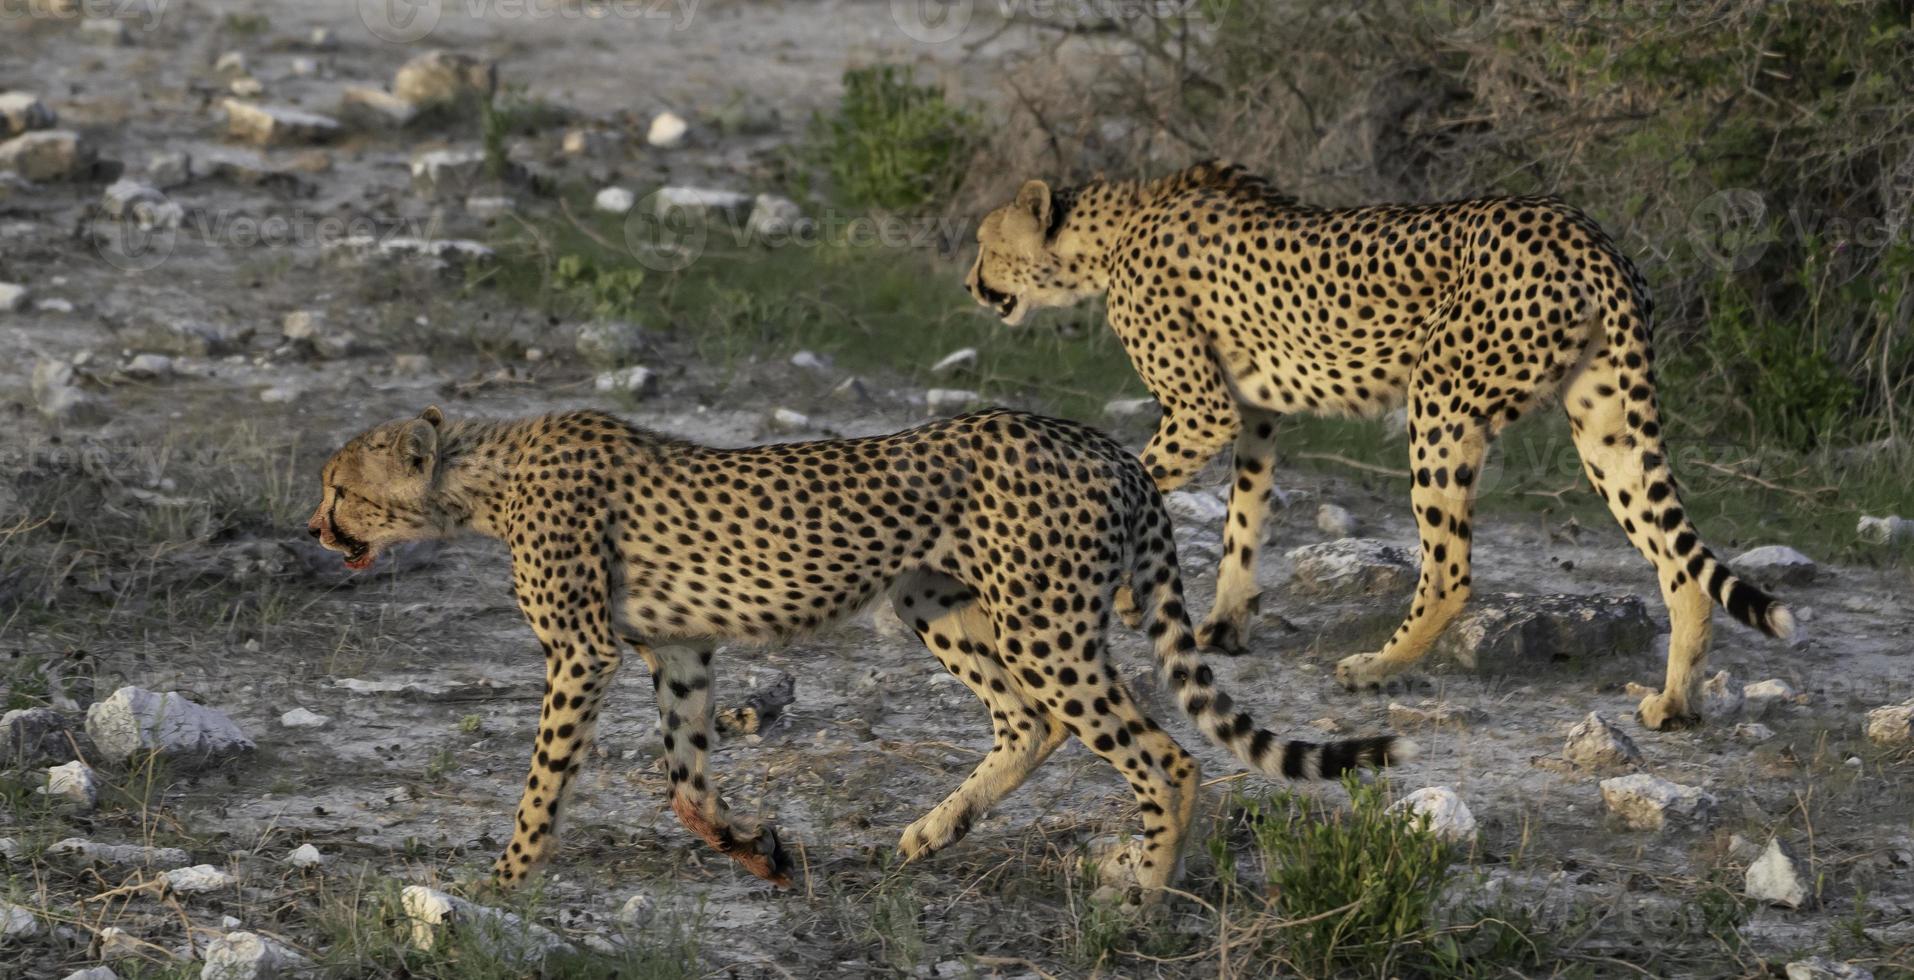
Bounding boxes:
[305,406,1413,891]
[966,161,1796,730]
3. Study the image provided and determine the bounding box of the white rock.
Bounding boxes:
[0,838,18,860]
[789,350,829,372]
[1316,503,1358,537]
[58,969,119,980]
[561,128,624,157]
[84,686,255,768]
[37,297,74,314]
[229,77,266,98]
[97,927,146,960]
[1857,514,1914,545]
[1388,787,1476,844]
[223,100,340,147]
[1743,678,1798,716]
[646,111,688,147]
[1733,722,1776,744]
[48,838,191,868]
[285,843,325,869]
[326,236,494,267]
[1865,699,1914,745]
[125,353,172,378]
[1103,397,1157,420]
[289,57,320,78]
[0,282,25,312]
[41,760,100,808]
[925,388,980,414]
[338,86,419,129]
[746,194,806,239]
[1786,957,1875,980]
[202,931,311,980]
[1164,490,1228,527]
[410,148,487,195]
[466,195,514,220]
[1731,545,1816,586]
[101,178,182,229]
[145,149,191,188]
[1745,837,1811,908]
[260,385,298,403]
[281,310,326,341]
[769,408,811,433]
[401,885,572,962]
[1563,712,1642,770]
[279,707,330,729]
[0,130,93,181]
[617,893,655,927]
[930,348,977,375]
[214,51,249,75]
[594,186,636,214]
[163,864,236,894]
[576,320,645,366]
[1599,773,1716,830]
[32,357,98,422]
[1700,670,1745,718]
[0,92,57,137]
[653,185,751,220]
[79,17,130,44]
[1,900,40,938]
[593,366,657,396]
[393,51,495,110]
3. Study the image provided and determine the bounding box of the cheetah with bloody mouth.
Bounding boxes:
[306,406,1412,891]
[966,161,1795,729]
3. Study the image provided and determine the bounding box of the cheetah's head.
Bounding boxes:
[967,179,1100,326]
[305,406,446,570]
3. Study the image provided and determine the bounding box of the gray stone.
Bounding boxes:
[925,389,980,414]
[594,365,657,396]
[1563,712,1641,771]
[561,128,624,157]
[1431,592,1655,672]
[576,320,646,367]
[646,111,687,147]
[124,351,175,376]
[100,178,182,230]
[746,194,806,239]
[1731,545,1817,587]
[202,931,311,980]
[285,843,325,869]
[653,185,750,221]
[1599,773,1716,830]
[768,408,810,433]
[1865,698,1914,745]
[163,864,236,894]
[84,686,255,769]
[1786,956,1874,980]
[324,236,494,268]
[144,149,191,189]
[48,838,191,868]
[1856,514,1913,545]
[223,100,340,147]
[789,350,830,372]
[466,195,514,220]
[1700,670,1745,718]
[1733,722,1776,744]
[4,706,78,766]
[1103,397,1157,421]
[1,900,40,938]
[124,317,253,357]
[1743,678,1799,717]
[1387,700,1486,729]
[930,348,977,375]
[1165,490,1228,527]
[0,92,57,137]
[31,357,100,423]
[0,130,93,181]
[0,282,25,312]
[410,149,488,197]
[617,893,655,927]
[393,51,496,111]
[1287,538,1416,599]
[58,969,119,980]
[279,707,329,729]
[1745,837,1811,908]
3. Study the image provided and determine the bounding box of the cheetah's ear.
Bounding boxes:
[394,416,439,476]
[420,405,444,428]
[1015,179,1052,229]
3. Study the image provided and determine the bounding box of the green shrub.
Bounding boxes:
[807,66,978,212]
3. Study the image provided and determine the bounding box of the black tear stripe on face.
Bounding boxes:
[974,276,1012,310]
[326,492,369,556]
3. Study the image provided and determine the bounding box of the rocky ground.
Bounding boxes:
[3,3,1913,978]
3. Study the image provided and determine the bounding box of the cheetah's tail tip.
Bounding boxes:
[1767,604,1798,642]
[1385,737,1421,765]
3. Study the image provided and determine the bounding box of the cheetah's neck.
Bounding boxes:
[427,418,534,539]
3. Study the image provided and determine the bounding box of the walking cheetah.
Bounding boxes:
[306,406,1413,891]
[966,161,1795,730]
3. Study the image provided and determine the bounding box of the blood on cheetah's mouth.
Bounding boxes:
[328,517,376,571]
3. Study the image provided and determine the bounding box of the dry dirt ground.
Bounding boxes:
[3,3,1913,978]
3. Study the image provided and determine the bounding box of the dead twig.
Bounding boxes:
[1294,452,1410,479]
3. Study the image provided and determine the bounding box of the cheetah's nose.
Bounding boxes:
[308,524,323,539]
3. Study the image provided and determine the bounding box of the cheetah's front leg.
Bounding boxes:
[1199,407,1281,654]
[493,612,623,886]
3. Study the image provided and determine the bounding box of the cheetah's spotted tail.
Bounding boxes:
[1604,294,1797,641]
[1127,503,1418,779]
